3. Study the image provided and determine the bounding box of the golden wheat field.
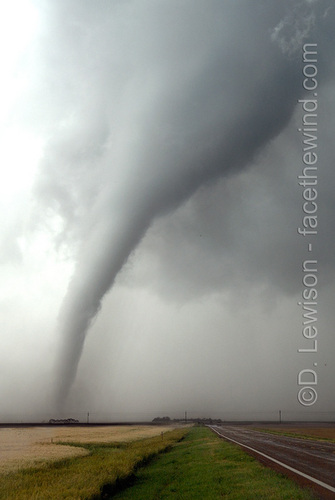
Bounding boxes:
[0,425,175,474]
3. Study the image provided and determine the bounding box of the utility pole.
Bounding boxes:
[185,411,187,423]
[87,412,90,424]
[279,410,282,424]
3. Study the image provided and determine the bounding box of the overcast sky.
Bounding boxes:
[1,0,334,422]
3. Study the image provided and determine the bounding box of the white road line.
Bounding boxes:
[209,426,335,494]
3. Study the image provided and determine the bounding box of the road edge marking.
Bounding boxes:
[208,426,335,494]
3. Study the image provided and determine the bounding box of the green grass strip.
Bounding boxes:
[112,426,318,500]
[0,428,187,500]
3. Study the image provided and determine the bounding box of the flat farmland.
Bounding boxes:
[0,425,176,474]
[0,425,320,499]
[249,423,335,441]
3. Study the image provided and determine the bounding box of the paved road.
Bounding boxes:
[209,425,335,499]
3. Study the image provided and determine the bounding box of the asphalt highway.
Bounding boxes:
[209,425,335,499]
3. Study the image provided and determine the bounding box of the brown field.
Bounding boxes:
[0,425,177,474]
[250,423,335,440]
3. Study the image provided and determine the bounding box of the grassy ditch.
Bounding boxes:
[0,428,187,500]
[112,426,317,500]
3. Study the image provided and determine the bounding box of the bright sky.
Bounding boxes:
[0,0,42,199]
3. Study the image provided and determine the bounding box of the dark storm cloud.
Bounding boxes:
[31,0,335,405]
[132,100,335,303]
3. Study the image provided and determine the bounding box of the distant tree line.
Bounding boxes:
[48,418,79,424]
[152,416,223,425]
